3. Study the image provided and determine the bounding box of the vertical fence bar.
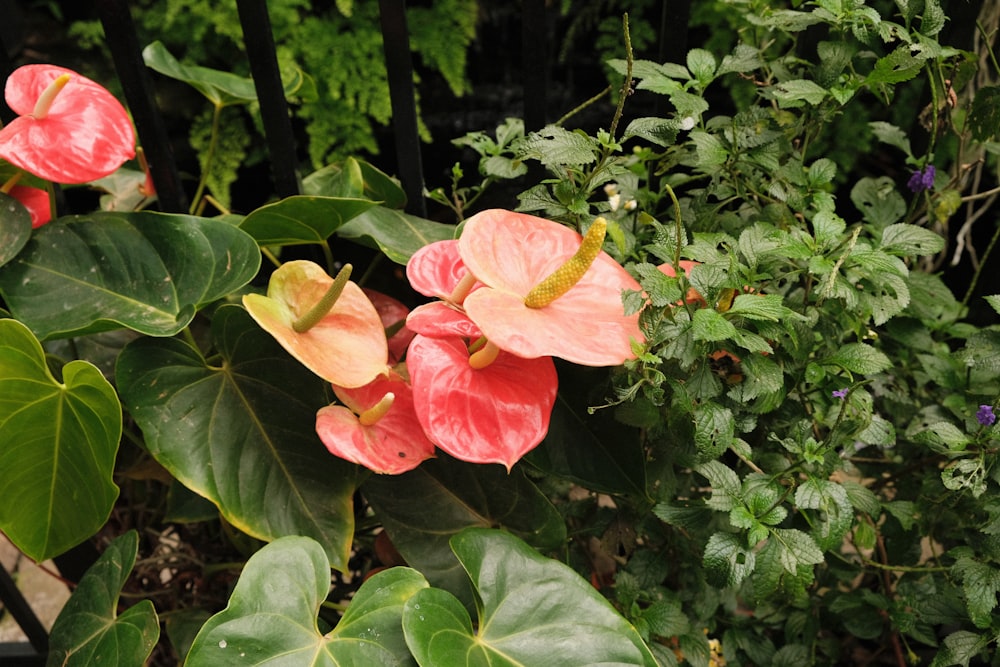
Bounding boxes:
[0,0,25,124]
[0,563,48,658]
[235,0,301,199]
[95,0,188,214]
[378,0,427,218]
[522,0,548,132]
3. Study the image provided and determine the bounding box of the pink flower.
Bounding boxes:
[362,288,415,364]
[8,184,51,228]
[0,65,135,184]
[406,333,558,470]
[316,372,435,474]
[457,209,643,366]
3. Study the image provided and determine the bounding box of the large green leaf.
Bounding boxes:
[336,206,456,264]
[0,212,260,339]
[0,192,32,268]
[363,455,566,607]
[46,531,159,666]
[115,305,360,570]
[303,157,408,210]
[402,528,658,667]
[239,195,379,246]
[185,536,427,666]
[0,319,121,561]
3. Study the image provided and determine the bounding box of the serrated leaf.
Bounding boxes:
[0,212,260,339]
[689,131,728,167]
[46,531,158,666]
[880,223,945,256]
[929,630,993,667]
[0,319,121,562]
[239,195,378,246]
[869,120,914,157]
[402,528,658,667]
[770,528,824,572]
[794,479,853,550]
[516,125,599,167]
[703,532,756,587]
[851,176,906,227]
[771,79,828,107]
[623,117,679,147]
[867,46,924,85]
[686,48,717,84]
[985,294,1000,314]
[336,205,456,264]
[694,402,734,460]
[186,536,428,665]
[718,43,762,75]
[116,306,359,570]
[823,342,892,375]
[952,557,1000,628]
[692,307,738,342]
[695,461,742,511]
[842,482,881,517]
[728,293,787,320]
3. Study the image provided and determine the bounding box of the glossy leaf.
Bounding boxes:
[0,211,260,339]
[336,205,456,264]
[0,192,32,267]
[402,528,657,667]
[303,157,408,209]
[239,195,378,246]
[363,455,566,607]
[46,531,159,666]
[115,305,360,570]
[185,536,427,666]
[0,318,121,561]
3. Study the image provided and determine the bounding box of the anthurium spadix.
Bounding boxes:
[0,65,136,184]
[316,371,435,474]
[458,209,644,366]
[242,260,389,388]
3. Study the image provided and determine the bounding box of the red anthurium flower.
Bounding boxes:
[242,260,390,388]
[362,288,415,364]
[406,238,481,303]
[657,260,707,306]
[316,371,435,474]
[406,301,483,339]
[0,65,135,184]
[8,184,51,228]
[457,209,643,366]
[406,334,558,470]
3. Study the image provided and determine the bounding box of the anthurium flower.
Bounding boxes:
[316,371,435,474]
[0,65,135,184]
[406,238,480,303]
[7,184,51,228]
[406,333,558,470]
[362,288,415,364]
[457,209,643,366]
[406,301,483,340]
[242,260,389,388]
[657,260,707,306]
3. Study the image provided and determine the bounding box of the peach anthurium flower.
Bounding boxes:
[242,260,389,388]
[406,239,480,303]
[406,333,558,470]
[8,184,51,228]
[362,288,415,364]
[0,65,136,184]
[316,371,435,474]
[657,260,707,306]
[458,209,643,366]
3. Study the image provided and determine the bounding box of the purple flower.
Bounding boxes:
[907,165,936,193]
[977,404,996,426]
[832,388,848,399]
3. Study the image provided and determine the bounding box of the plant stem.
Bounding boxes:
[189,103,223,215]
[609,14,633,140]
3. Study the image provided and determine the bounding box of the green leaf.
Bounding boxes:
[952,557,1000,628]
[303,158,408,209]
[239,195,378,246]
[115,305,359,570]
[186,536,427,665]
[718,43,762,75]
[692,307,738,342]
[822,342,892,375]
[867,46,925,85]
[695,461,742,511]
[851,176,906,227]
[335,205,456,264]
[694,402,734,460]
[689,131,729,168]
[363,455,567,608]
[985,294,1000,315]
[623,117,679,147]
[770,79,828,107]
[401,528,658,667]
[686,48,717,84]
[143,40,300,106]
[0,192,32,269]
[728,293,787,320]
[969,86,1000,142]
[46,531,159,666]
[516,125,599,167]
[929,630,993,667]
[0,319,121,562]
[869,121,913,157]
[703,532,756,587]
[879,223,944,256]
[794,479,853,550]
[0,212,260,339]
[769,528,824,573]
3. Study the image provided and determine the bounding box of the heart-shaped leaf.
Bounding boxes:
[239,195,379,246]
[0,318,121,561]
[0,211,260,339]
[303,157,408,209]
[185,536,427,666]
[0,192,32,267]
[46,530,159,666]
[336,206,456,264]
[115,305,360,570]
[402,528,658,667]
[363,455,566,607]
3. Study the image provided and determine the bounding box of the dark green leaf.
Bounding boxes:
[303,157,407,209]
[880,223,944,256]
[822,342,892,375]
[703,532,756,587]
[0,192,32,268]
[239,195,378,246]
[336,206,456,264]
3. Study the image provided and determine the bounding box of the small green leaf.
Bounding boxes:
[239,195,378,246]
[952,557,1000,628]
[695,461,742,511]
[0,192,32,268]
[516,125,599,167]
[969,86,1000,142]
[851,176,906,227]
[694,402,734,460]
[46,531,158,666]
[769,528,824,572]
[303,158,407,209]
[771,79,828,107]
[703,532,756,587]
[623,117,679,147]
[867,46,924,85]
[794,479,853,550]
[186,536,428,665]
[692,308,738,342]
[869,121,913,157]
[0,319,121,562]
[689,131,728,168]
[822,342,892,375]
[686,48,717,84]
[728,293,787,321]
[929,630,993,667]
[401,528,658,667]
[985,294,1000,315]
[879,223,945,256]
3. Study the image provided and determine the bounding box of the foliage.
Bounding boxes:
[4,1,1000,666]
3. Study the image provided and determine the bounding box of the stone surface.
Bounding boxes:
[0,532,71,643]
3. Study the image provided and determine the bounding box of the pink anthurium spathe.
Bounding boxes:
[242,260,390,388]
[316,372,435,474]
[7,184,51,228]
[406,238,481,303]
[362,288,415,364]
[458,209,644,366]
[406,333,558,470]
[0,65,136,184]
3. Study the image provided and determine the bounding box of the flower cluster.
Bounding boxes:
[244,209,644,473]
[0,65,136,227]
[907,164,936,193]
